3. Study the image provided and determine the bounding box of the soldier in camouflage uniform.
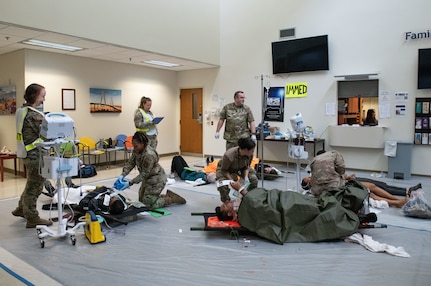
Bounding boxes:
[216,137,258,202]
[12,83,53,228]
[119,132,186,208]
[215,91,256,150]
[309,150,346,197]
[134,96,158,150]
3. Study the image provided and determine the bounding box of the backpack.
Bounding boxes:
[73,164,97,178]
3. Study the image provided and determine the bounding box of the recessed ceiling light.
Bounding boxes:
[21,39,83,52]
[143,60,180,67]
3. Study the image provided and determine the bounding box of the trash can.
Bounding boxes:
[387,142,412,180]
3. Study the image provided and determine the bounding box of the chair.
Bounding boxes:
[112,134,127,164]
[77,137,105,166]
[124,135,134,162]
[96,138,117,169]
[115,134,127,148]
[59,140,80,158]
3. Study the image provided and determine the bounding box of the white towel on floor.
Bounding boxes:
[369,198,389,209]
[185,178,206,186]
[166,178,176,185]
[345,233,410,258]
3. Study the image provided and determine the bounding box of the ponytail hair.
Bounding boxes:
[24,83,45,104]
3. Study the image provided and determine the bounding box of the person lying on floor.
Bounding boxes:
[170,155,216,184]
[215,179,371,245]
[114,132,186,208]
[43,177,79,197]
[301,175,417,208]
[303,149,421,208]
[254,160,282,175]
[206,156,279,176]
[78,186,127,215]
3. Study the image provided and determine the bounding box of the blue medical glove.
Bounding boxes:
[114,175,129,191]
[251,134,257,142]
[215,132,220,139]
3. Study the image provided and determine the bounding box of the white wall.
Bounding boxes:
[198,0,431,176]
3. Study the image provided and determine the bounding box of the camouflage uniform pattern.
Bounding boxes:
[216,147,258,202]
[134,109,158,150]
[219,103,254,149]
[16,108,47,219]
[310,150,346,197]
[121,147,167,208]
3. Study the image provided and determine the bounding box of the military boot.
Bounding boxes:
[26,217,53,228]
[164,190,186,205]
[11,207,24,218]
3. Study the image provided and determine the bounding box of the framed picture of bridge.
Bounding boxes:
[89,88,122,113]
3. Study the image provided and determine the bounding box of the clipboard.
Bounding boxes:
[152,117,164,124]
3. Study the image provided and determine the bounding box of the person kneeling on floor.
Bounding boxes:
[114,132,186,208]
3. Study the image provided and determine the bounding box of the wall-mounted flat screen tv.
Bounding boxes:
[418,48,431,89]
[272,35,329,74]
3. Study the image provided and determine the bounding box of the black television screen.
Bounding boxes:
[272,35,329,74]
[418,48,431,89]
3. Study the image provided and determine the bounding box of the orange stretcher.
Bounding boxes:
[190,212,387,240]
[190,212,250,239]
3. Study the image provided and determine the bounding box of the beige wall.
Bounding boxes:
[0,50,25,157]
[0,49,180,167]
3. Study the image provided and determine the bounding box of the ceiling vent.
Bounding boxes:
[280,28,295,39]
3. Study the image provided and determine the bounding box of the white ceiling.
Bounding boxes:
[0,22,218,71]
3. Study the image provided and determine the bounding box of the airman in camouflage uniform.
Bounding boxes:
[215,91,256,150]
[216,137,258,202]
[134,96,158,150]
[309,150,346,197]
[120,132,185,208]
[12,83,53,228]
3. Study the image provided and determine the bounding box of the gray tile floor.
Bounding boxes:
[1,155,430,285]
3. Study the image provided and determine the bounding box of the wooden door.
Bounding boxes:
[180,88,203,154]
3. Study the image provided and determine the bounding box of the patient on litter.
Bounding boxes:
[216,179,373,244]
[44,179,127,215]
[78,186,127,215]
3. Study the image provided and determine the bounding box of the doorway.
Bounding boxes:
[180,88,203,155]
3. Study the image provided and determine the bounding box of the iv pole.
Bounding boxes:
[258,75,270,188]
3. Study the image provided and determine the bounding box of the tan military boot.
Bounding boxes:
[165,190,186,205]
[12,208,24,218]
[26,217,53,228]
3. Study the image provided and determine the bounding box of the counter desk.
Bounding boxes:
[256,138,325,162]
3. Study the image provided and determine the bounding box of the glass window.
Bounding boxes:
[337,79,379,125]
